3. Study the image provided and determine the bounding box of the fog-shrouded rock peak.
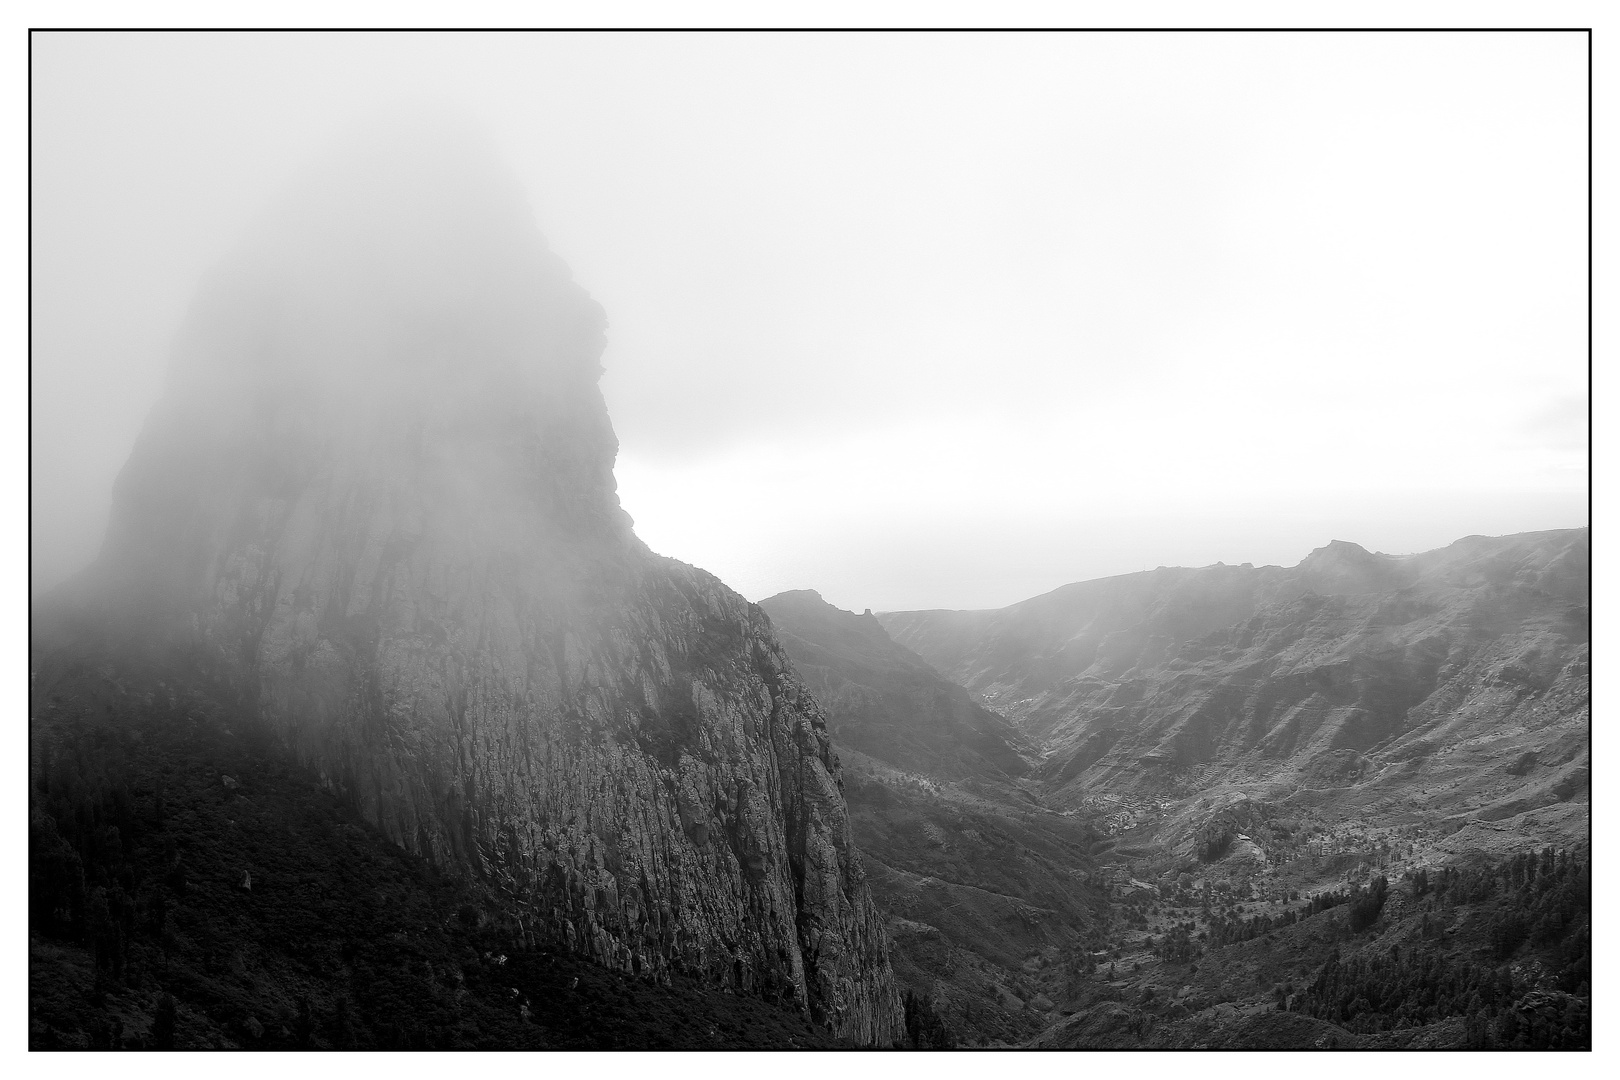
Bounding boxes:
[35,115,902,1044]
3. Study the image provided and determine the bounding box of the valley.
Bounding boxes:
[762,528,1590,1048]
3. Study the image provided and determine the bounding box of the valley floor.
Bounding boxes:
[859,768,1590,1049]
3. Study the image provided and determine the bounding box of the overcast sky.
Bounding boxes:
[31,32,1588,611]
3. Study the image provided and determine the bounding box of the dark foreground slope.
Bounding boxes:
[31,117,899,1045]
[29,661,838,1049]
[760,590,1110,1046]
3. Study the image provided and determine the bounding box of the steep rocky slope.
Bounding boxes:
[759,589,1109,1045]
[759,590,1030,782]
[31,119,900,1044]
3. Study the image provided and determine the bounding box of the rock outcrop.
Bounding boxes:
[34,117,901,1044]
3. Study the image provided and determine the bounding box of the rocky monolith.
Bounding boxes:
[46,116,901,1044]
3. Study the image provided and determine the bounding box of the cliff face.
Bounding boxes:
[43,119,900,1043]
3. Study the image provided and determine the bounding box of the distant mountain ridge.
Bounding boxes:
[879,529,1588,836]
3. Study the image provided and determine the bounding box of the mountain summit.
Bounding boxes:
[34,117,901,1044]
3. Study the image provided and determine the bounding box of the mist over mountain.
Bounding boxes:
[27,108,1589,1052]
[31,117,900,1046]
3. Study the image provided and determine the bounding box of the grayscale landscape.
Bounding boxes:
[29,33,1589,1051]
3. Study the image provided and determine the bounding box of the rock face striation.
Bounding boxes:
[41,119,901,1043]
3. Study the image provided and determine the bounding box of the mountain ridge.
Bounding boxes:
[879,527,1587,843]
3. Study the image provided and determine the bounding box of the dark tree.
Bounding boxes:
[153,994,177,1050]
[901,990,952,1049]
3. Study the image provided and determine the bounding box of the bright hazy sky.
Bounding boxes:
[31,32,1588,611]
